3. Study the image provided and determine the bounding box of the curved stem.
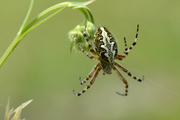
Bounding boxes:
[0,0,95,68]
[86,8,94,24]
[77,8,90,24]
[19,0,34,35]
[0,0,34,67]
[20,8,64,41]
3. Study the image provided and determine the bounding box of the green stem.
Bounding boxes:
[18,0,34,35]
[0,0,34,67]
[77,8,89,24]
[20,8,64,41]
[0,0,95,68]
[86,8,94,24]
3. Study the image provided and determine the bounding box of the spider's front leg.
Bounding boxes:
[113,66,128,96]
[79,62,101,85]
[73,67,102,96]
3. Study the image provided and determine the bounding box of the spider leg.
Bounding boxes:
[115,55,125,60]
[114,62,144,82]
[79,45,99,60]
[73,67,102,96]
[113,66,128,96]
[83,26,98,56]
[79,62,101,85]
[123,24,139,57]
[124,37,128,52]
[116,24,139,60]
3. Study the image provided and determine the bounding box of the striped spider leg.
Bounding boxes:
[73,63,102,96]
[116,24,139,60]
[73,45,101,96]
[114,62,144,82]
[73,28,101,96]
[115,25,144,81]
[113,66,128,96]
[73,24,144,96]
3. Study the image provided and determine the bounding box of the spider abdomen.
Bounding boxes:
[94,26,118,74]
[94,27,118,62]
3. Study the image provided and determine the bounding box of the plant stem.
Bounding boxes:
[0,0,95,68]
[0,0,34,67]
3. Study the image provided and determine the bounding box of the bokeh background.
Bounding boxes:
[0,0,180,119]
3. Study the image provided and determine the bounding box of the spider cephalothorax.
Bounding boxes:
[73,24,144,96]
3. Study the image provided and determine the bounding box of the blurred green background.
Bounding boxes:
[0,0,180,119]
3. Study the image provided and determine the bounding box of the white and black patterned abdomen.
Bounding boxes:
[94,26,118,63]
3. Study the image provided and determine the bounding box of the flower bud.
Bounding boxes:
[68,21,96,53]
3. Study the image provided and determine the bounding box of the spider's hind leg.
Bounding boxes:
[114,62,144,82]
[123,24,139,57]
[116,24,140,61]
[124,37,128,52]
[79,44,99,60]
[83,25,98,56]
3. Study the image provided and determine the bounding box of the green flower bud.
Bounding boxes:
[69,21,96,53]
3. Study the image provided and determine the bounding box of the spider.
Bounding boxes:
[73,24,144,96]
